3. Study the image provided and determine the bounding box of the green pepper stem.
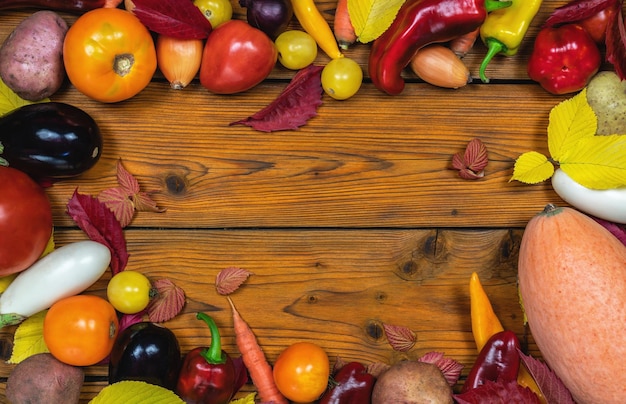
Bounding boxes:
[484,0,512,12]
[479,39,506,83]
[196,312,227,365]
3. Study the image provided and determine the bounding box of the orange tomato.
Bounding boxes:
[63,8,157,103]
[273,342,330,403]
[44,294,119,366]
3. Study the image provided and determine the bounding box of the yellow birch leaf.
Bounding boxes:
[559,134,626,189]
[8,311,49,364]
[90,381,185,403]
[348,0,406,43]
[0,79,48,117]
[0,273,17,294]
[547,89,597,160]
[510,151,554,184]
[230,393,257,404]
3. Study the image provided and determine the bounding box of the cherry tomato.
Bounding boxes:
[275,30,318,70]
[273,342,330,403]
[63,8,157,103]
[321,57,363,100]
[107,270,152,314]
[0,166,52,276]
[194,0,233,28]
[200,20,278,94]
[44,294,119,366]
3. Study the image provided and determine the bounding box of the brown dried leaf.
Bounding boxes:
[216,267,253,295]
[383,323,416,352]
[367,361,390,378]
[148,279,186,323]
[418,351,464,387]
[452,138,488,180]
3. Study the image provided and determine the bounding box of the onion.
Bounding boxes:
[156,35,203,90]
[239,0,293,39]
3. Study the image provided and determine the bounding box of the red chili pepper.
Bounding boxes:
[461,330,521,392]
[318,361,376,404]
[176,313,236,404]
[368,0,511,95]
[527,24,601,95]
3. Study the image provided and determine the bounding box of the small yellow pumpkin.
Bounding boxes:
[518,204,626,404]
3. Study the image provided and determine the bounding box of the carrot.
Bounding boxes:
[449,28,480,58]
[333,0,356,50]
[228,297,288,404]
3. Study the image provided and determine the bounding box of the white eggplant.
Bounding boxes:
[551,168,626,224]
[0,240,111,327]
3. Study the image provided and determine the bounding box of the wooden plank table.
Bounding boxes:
[0,0,587,401]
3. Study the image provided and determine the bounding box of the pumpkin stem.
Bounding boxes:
[542,203,560,215]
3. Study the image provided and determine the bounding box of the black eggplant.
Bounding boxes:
[108,322,182,390]
[0,102,102,181]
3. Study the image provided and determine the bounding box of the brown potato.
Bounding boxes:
[0,11,68,101]
[371,360,453,404]
[6,353,84,403]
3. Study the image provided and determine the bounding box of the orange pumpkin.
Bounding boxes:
[518,204,626,404]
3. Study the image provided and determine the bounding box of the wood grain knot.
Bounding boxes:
[165,174,187,195]
[306,294,318,304]
[364,320,384,341]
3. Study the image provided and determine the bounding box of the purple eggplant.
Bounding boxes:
[0,102,102,181]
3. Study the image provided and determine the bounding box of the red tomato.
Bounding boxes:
[273,342,330,403]
[0,166,52,276]
[63,8,157,103]
[44,294,119,366]
[200,20,278,94]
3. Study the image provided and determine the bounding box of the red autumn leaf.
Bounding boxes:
[132,0,212,39]
[544,0,618,27]
[418,352,464,387]
[98,159,166,228]
[148,278,186,323]
[452,138,488,180]
[606,3,626,79]
[230,64,324,132]
[215,267,253,295]
[455,379,542,404]
[518,350,576,404]
[383,323,416,352]
[66,189,129,275]
[593,216,626,246]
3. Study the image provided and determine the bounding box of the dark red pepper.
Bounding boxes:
[318,361,375,404]
[461,330,521,392]
[527,24,601,95]
[176,313,236,404]
[368,0,511,95]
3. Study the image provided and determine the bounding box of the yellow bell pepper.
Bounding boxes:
[478,0,543,82]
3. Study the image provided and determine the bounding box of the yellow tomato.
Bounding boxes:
[63,8,157,103]
[193,0,233,28]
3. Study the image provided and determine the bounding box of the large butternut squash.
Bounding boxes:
[518,204,626,404]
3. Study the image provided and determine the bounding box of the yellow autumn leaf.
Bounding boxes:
[8,311,49,364]
[90,381,185,403]
[510,151,554,184]
[547,89,597,161]
[559,134,626,189]
[348,0,406,43]
[230,393,257,404]
[0,78,48,117]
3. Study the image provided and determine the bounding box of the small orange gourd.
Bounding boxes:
[518,204,626,404]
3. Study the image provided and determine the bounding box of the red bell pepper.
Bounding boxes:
[176,313,236,404]
[318,361,376,404]
[368,0,511,95]
[527,24,601,95]
[461,330,521,392]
